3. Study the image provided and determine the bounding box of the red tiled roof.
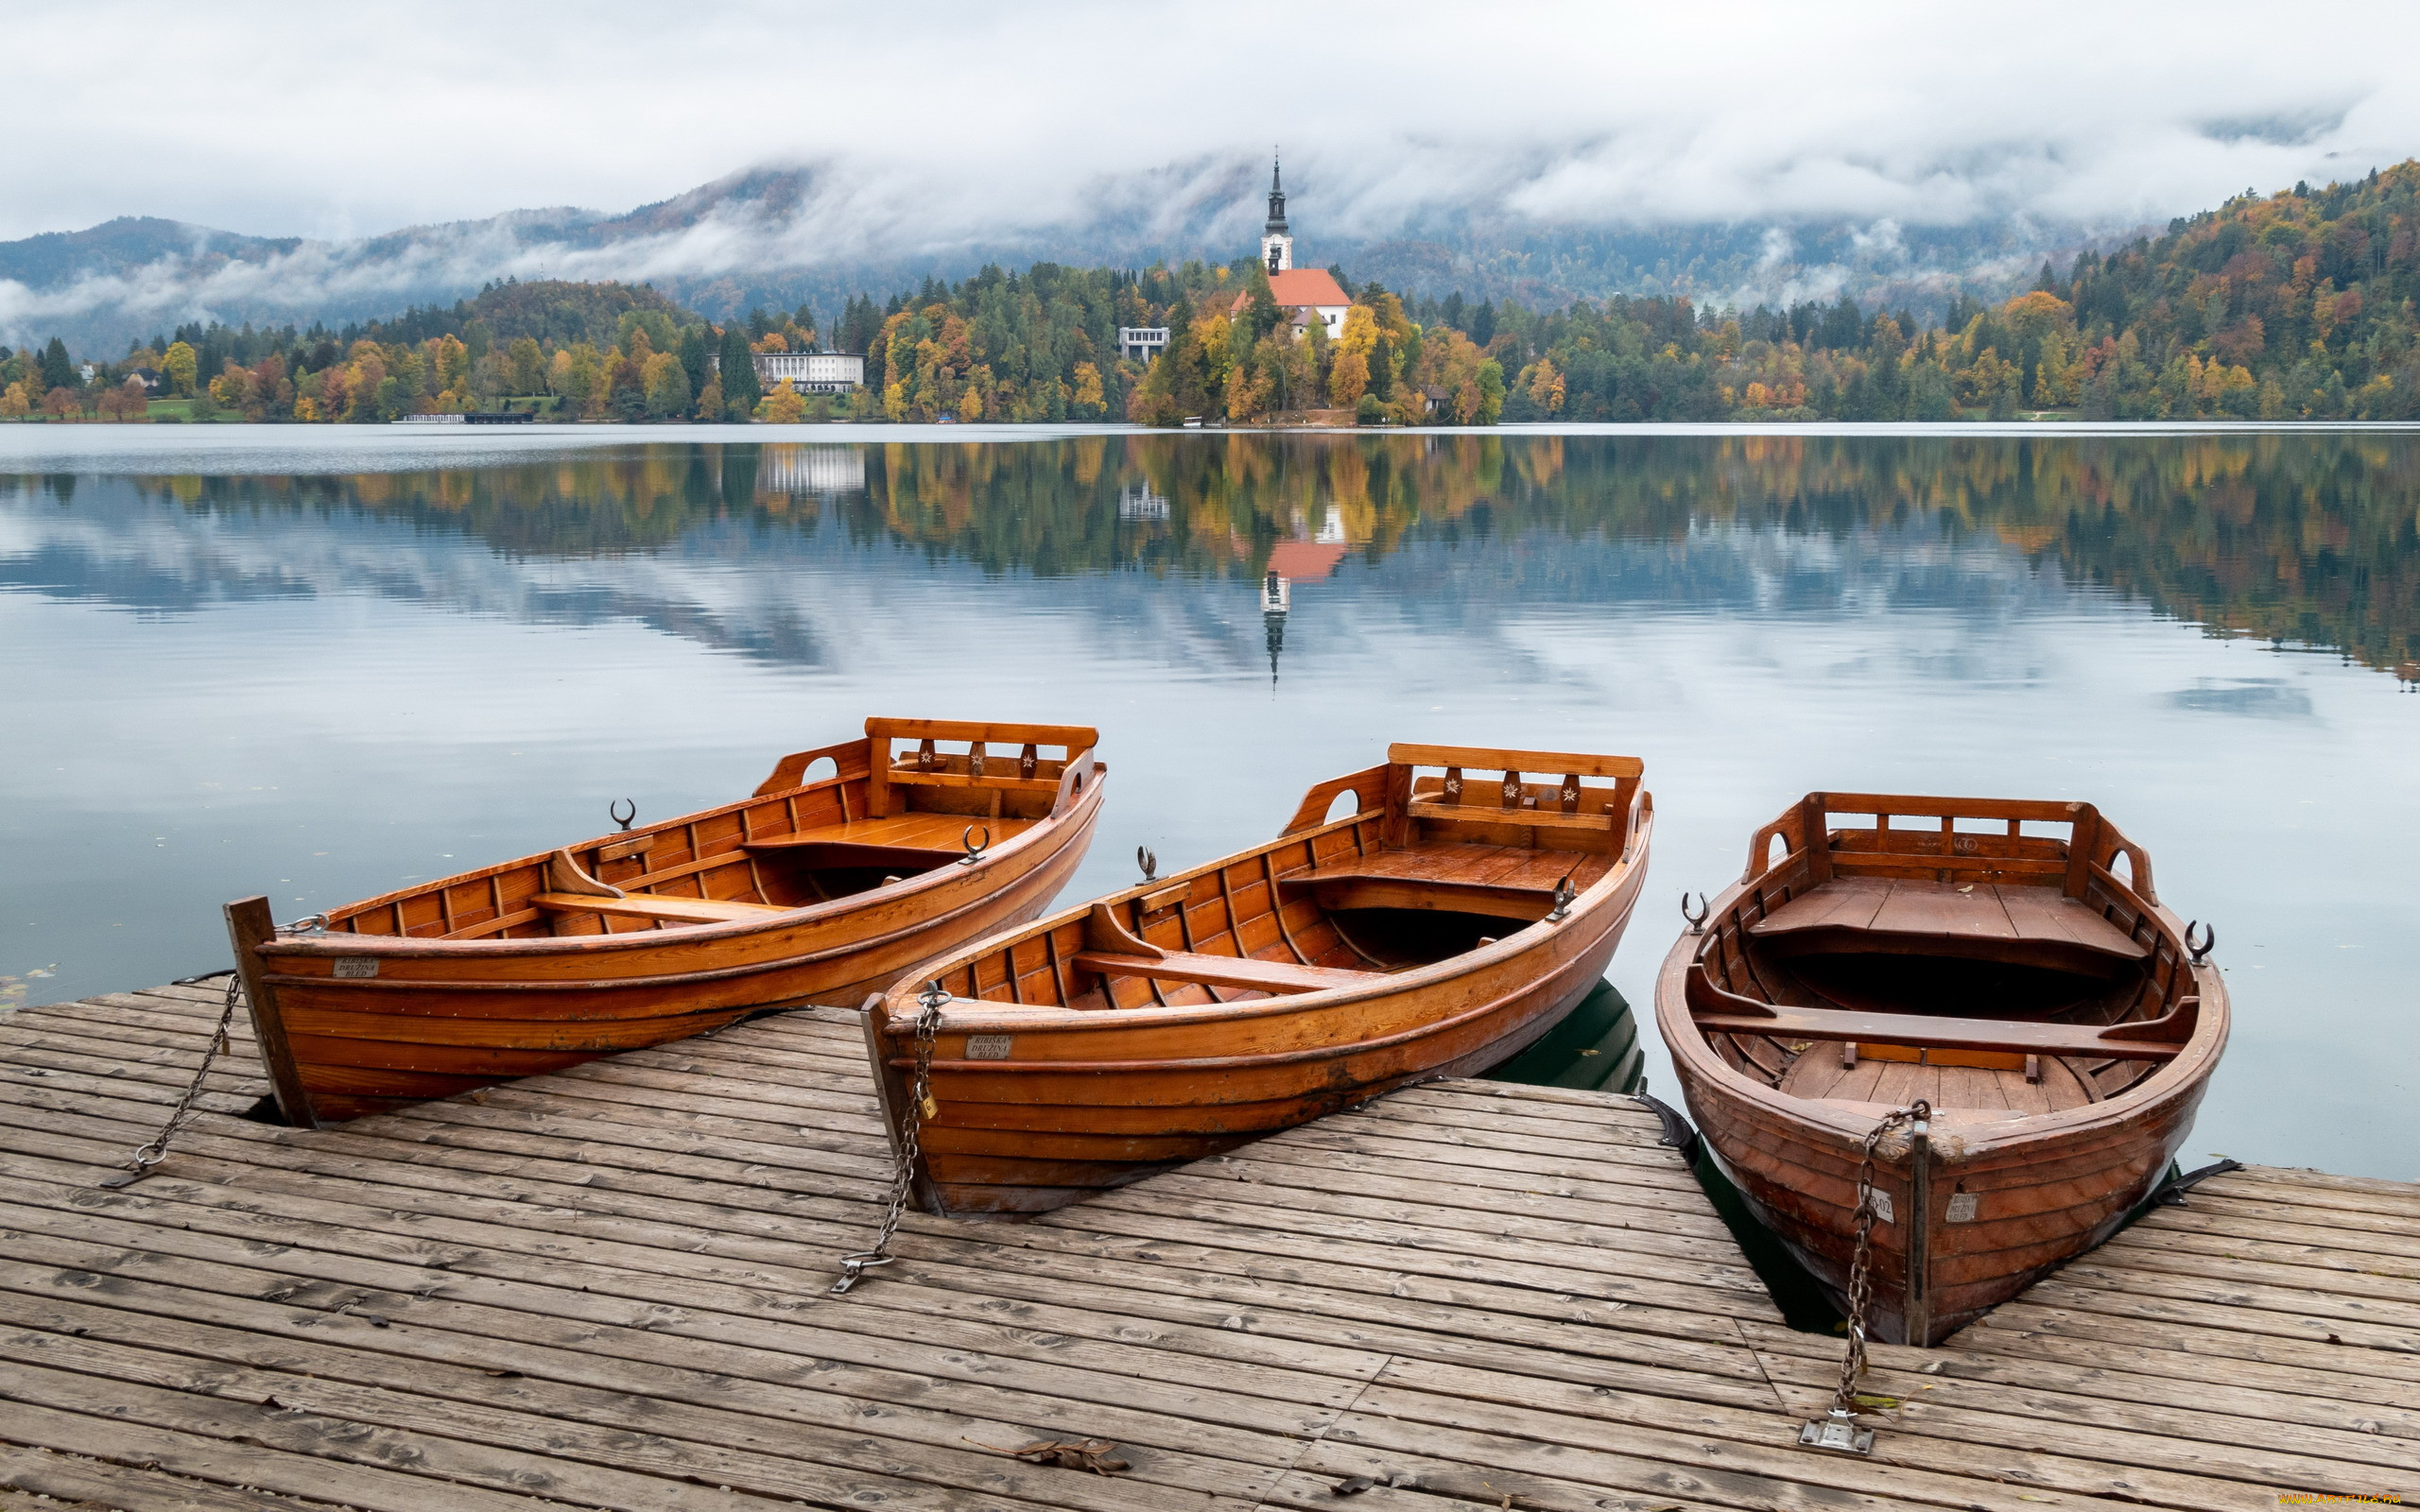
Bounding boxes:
[1268,268,1350,308]
[1268,541,1348,580]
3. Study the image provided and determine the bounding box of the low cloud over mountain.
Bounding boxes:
[1,157,2109,351]
[9,0,2418,348]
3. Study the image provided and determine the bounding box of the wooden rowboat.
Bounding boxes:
[225,717,1105,1127]
[862,742,1652,1216]
[1653,792,2227,1346]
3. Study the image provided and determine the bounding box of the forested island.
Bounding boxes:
[7,163,2419,425]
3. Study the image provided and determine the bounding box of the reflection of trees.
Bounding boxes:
[17,433,2415,679]
[861,435,2420,679]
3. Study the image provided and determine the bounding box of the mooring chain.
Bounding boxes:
[1830,1098,1930,1413]
[98,972,244,1190]
[1797,1098,1932,1453]
[832,981,947,1294]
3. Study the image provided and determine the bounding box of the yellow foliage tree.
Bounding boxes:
[756,379,807,423]
[431,335,471,394]
[1070,362,1104,416]
[1525,356,1566,415]
[1328,305,1377,404]
[162,341,198,398]
[1999,291,2075,338]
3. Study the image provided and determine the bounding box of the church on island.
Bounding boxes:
[1243,159,1350,341]
[1115,157,1350,361]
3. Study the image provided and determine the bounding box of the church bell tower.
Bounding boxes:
[1261,154,1293,274]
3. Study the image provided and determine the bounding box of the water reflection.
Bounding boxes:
[3,429,2416,1181]
[1485,980,1645,1093]
[7,433,2414,682]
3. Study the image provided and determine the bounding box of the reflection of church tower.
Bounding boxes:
[1260,572,1289,686]
[1261,155,1293,274]
[1257,530,1349,689]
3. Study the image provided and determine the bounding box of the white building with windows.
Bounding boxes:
[748,352,864,392]
[1116,327,1168,361]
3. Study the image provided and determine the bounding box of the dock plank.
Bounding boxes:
[3,985,2410,1512]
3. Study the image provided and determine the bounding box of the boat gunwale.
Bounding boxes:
[254,749,1107,962]
[1652,810,2228,1163]
[877,793,1654,1038]
[905,888,1642,1076]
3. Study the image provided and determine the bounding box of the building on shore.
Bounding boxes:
[1238,158,1349,342]
[749,352,865,392]
[1116,327,1169,361]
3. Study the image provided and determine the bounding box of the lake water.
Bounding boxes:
[4,422,2414,1179]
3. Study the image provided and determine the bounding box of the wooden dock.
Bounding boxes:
[1,979,2413,1512]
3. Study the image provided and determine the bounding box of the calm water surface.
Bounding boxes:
[4,423,2414,1177]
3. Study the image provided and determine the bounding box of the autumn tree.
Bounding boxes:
[1328,305,1377,405]
[642,351,692,420]
[161,341,198,398]
[505,337,545,396]
[756,379,806,423]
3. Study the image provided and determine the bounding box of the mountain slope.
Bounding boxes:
[0,157,2113,352]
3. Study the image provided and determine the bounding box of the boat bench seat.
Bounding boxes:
[1072,950,1382,995]
[1690,1002,2186,1062]
[739,812,1038,858]
[1748,876,2149,974]
[533,892,791,925]
[1285,843,1600,922]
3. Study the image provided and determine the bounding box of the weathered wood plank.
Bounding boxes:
[0,1313,1243,1512]
[0,1443,356,1512]
[6,981,2401,1512]
[0,1405,538,1512]
[0,1225,1314,1480]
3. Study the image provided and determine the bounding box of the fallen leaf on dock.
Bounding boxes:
[965,1436,1130,1474]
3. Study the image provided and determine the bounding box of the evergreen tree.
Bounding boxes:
[39,337,76,392]
[718,325,760,421]
[677,326,713,399]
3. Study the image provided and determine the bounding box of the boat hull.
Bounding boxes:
[230,722,1104,1125]
[1651,791,2228,1346]
[867,746,1654,1216]
[1668,1004,2212,1343]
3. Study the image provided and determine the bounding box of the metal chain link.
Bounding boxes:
[832,981,947,1294]
[98,973,243,1190]
[1830,1099,1931,1411]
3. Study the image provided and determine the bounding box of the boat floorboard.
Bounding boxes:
[0,979,2410,1512]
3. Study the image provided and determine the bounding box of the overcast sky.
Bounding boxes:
[12,0,2420,245]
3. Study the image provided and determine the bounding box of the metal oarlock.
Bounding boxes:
[1545,875,1577,923]
[2186,920,2216,964]
[609,799,637,832]
[1136,847,1158,882]
[1681,892,1709,935]
[959,825,991,866]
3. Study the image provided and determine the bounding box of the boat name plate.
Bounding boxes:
[1865,1190,1893,1224]
[964,1035,1014,1060]
[1945,1192,1979,1223]
[333,958,380,979]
